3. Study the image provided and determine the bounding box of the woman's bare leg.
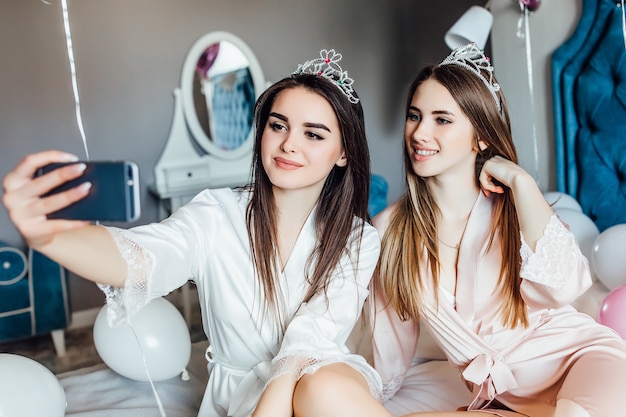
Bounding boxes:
[402,412,528,416]
[556,346,626,417]
[293,363,392,417]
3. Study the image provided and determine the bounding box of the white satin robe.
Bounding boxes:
[372,192,626,417]
[102,188,382,417]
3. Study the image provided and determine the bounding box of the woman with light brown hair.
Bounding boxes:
[372,43,626,417]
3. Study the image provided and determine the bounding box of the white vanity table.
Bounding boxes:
[151,31,267,325]
[149,183,209,220]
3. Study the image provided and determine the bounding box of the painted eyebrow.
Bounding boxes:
[268,112,331,132]
[408,106,455,117]
[433,110,455,116]
[269,112,288,122]
[303,122,331,132]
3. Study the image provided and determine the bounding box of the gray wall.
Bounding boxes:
[0,0,579,311]
[490,0,581,192]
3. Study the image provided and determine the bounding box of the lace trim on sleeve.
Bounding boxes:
[270,353,327,381]
[268,352,383,401]
[520,215,579,290]
[381,375,404,401]
[98,227,154,327]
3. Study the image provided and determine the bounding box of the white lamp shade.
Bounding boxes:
[445,5,494,50]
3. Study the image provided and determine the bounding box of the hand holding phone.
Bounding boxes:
[37,161,141,222]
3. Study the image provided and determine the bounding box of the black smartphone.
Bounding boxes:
[36,161,141,222]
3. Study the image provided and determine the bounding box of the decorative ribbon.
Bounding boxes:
[462,353,518,403]
[128,318,168,417]
[60,0,90,160]
[516,5,540,183]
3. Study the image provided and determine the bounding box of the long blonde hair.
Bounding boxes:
[379,64,528,328]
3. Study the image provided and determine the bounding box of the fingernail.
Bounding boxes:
[62,153,80,162]
[79,181,92,191]
[73,163,87,173]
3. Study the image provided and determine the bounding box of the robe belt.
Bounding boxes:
[205,344,272,417]
[462,353,518,403]
[459,316,550,409]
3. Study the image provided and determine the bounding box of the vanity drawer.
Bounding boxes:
[163,163,211,190]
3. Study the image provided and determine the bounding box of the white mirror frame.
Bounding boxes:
[180,31,265,161]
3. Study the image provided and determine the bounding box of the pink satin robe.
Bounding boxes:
[372,192,626,417]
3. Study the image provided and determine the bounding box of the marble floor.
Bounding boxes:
[0,287,206,375]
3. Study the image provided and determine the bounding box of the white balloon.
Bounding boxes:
[555,208,599,260]
[591,224,626,291]
[543,191,582,212]
[93,297,191,381]
[0,354,66,417]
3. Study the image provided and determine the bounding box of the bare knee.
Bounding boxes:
[294,363,365,404]
[293,363,374,417]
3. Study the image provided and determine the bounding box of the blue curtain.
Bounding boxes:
[551,0,626,231]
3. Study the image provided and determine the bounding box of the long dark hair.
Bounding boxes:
[246,73,371,325]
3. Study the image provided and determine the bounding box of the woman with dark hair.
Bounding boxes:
[2,49,391,417]
[372,43,626,417]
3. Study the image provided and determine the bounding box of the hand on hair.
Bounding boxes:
[477,154,529,198]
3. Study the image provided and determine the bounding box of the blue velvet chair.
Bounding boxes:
[369,174,389,218]
[551,0,626,231]
[0,241,71,356]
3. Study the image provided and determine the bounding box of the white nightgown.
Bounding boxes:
[372,192,626,417]
[100,188,382,417]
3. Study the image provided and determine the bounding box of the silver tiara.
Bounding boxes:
[439,43,502,112]
[292,49,359,104]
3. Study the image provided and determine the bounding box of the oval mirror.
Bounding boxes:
[180,31,265,161]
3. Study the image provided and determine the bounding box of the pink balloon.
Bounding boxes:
[598,284,626,339]
[520,0,541,12]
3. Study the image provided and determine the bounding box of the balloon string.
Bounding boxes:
[524,8,539,183]
[60,0,90,160]
[517,7,540,183]
[127,318,168,417]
